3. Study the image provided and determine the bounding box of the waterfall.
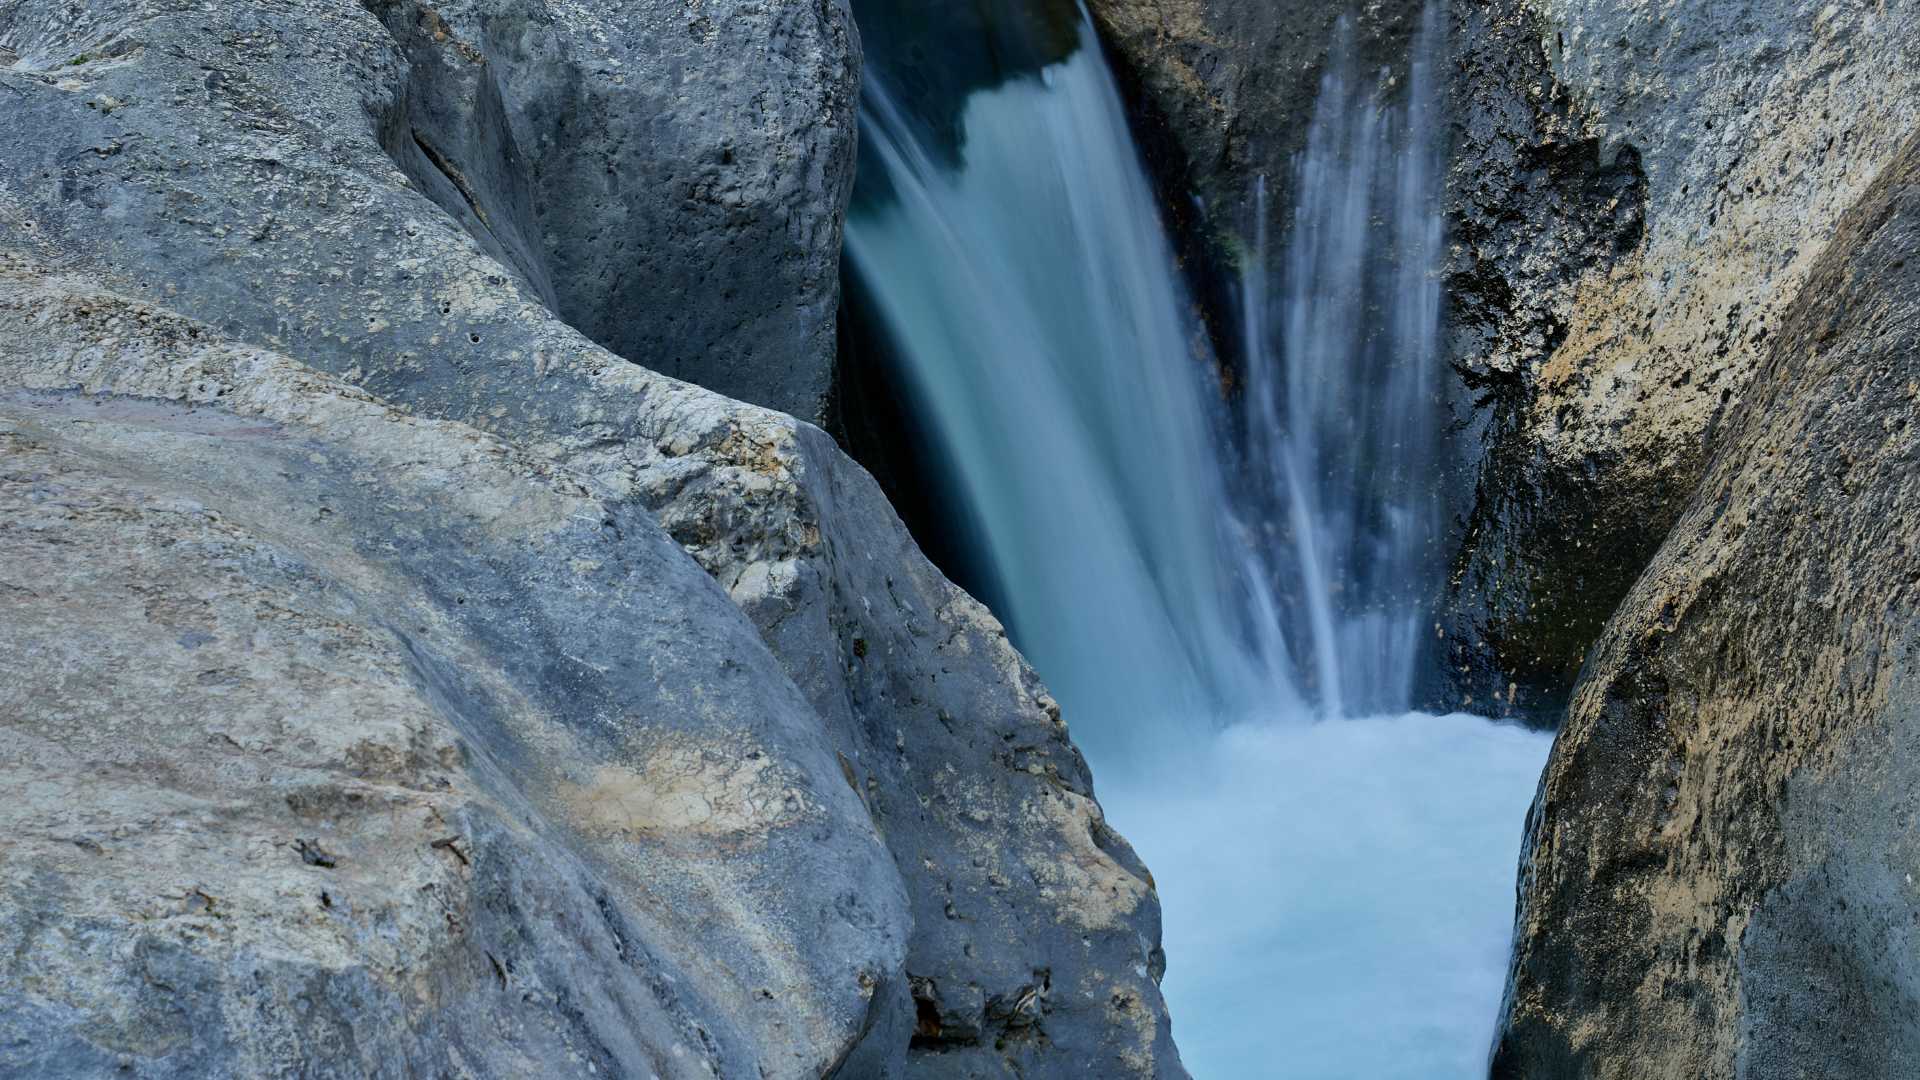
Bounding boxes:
[846,18,1298,764]
[1245,8,1447,717]
[845,5,1551,1074]
[850,10,1447,728]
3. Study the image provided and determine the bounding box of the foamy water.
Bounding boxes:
[1102,713,1551,1077]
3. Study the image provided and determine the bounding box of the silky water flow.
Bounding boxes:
[844,8,1551,1075]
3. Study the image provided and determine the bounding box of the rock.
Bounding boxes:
[1,0,855,423]
[1081,0,1425,246]
[1439,0,1920,713]
[0,0,1182,1075]
[1494,128,1920,1077]
[0,260,909,1078]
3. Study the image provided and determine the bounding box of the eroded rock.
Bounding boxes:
[1494,128,1920,1079]
[0,0,1182,1074]
[1440,0,1920,713]
[0,263,908,1078]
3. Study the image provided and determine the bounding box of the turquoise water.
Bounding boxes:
[848,28,1297,769]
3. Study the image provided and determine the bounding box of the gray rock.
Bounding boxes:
[1494,128,1920,1078]
[0,260,909,1078]
[1438,0,1920,713]
[1,0,855,423]
[0,0,1182,1074]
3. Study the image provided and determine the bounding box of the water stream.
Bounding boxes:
[848,32,1297,768]
[1243,11,1448,716]
[844,6,1551,1075]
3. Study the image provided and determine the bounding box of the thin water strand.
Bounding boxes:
[1243,7,1447,716]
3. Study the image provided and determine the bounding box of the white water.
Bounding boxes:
[845,9,1551,1076]
[1108,716,1550,1078]
[848,32,1296,767]
[1241,10,1449,716]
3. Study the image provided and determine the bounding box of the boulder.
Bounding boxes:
[0,260,909,1078]
[0,0,1182,1074]
[1494,128,1920,1077]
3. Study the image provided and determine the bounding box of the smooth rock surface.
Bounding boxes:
[1494,128,1920,1078]
[0,0,1183,1074]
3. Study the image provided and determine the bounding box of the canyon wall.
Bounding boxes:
[1088,0,1918,717]
[8,0,1918,1072]
[1445,0,1920,714]
[0,1,1183,1075]
[1462,2,1920,1068]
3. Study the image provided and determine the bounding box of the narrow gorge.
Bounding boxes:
[1,0,1916,1077]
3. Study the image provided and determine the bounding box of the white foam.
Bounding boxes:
[1102,713,1551,1078]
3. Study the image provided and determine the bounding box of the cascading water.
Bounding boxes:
[845,4,1551,1075]
[847,21,1297,764]
[1245,10,1448,717]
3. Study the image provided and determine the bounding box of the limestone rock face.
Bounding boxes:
[0,1,1182,1075]
[1441,0,1920,712]
[1,0,854,423]
[1494,129,1920,1078]
[0,262,910,1079]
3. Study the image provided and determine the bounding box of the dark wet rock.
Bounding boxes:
[1080,0,1431,384]
[1082,0,1427,248]
[847,0,1080,171]
[1430,0,1654,716]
